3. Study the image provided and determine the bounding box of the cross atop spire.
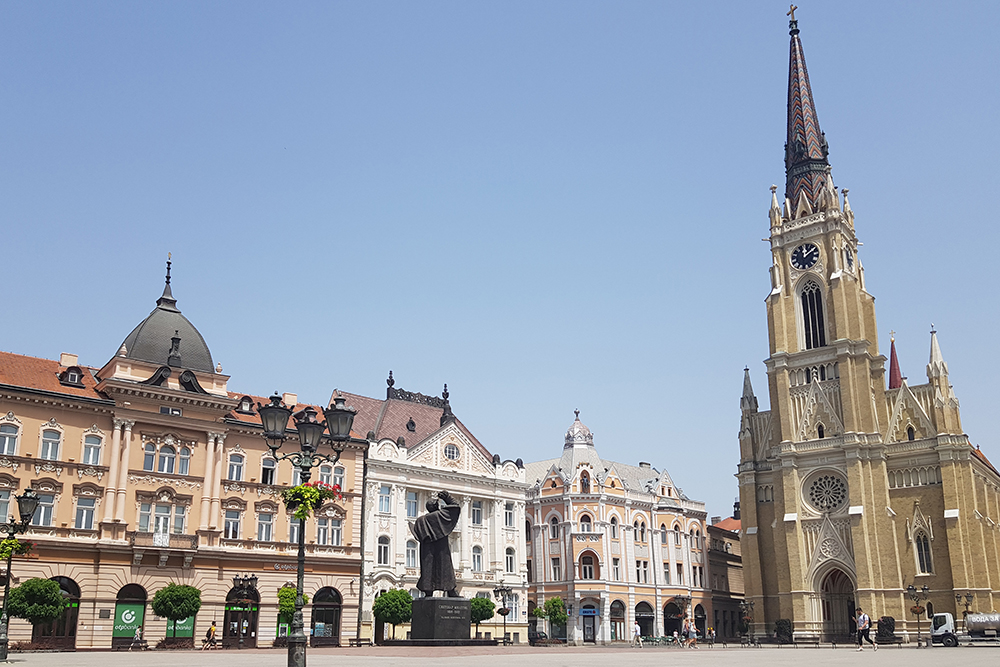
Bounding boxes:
[784,9,833,218]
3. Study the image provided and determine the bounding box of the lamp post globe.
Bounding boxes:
[15,489,39,524]
[323,394,357,443]
[294,407,326,452]
[258,394,293,450]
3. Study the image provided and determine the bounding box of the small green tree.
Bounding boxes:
[543,597,568,638]
[151,583,202,639]
[277,586,309,627]
[8,578,64,626]
[470,597,496,634]
[371,589,412,640]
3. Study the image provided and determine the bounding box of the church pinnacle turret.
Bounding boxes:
[785,8,833,219]
[887,332,902,389]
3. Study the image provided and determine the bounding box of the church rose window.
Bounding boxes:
[807,474,847,512]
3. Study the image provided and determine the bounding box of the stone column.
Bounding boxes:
[103,419,123,523]
[114,420,135,521]
[209,433,225,528]
[200,434,217,530]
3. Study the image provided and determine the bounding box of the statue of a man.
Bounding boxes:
[411,491,462,597]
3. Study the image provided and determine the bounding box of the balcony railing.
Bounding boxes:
[129,531,198,549]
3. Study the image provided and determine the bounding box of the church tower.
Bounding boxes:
[737,10,1000,642]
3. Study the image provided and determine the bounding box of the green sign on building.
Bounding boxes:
[113,603,146,638]
[165,615,195,638]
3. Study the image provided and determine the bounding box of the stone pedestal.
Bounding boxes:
[410,597,471,640]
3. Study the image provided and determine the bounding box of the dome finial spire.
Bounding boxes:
[574,408,580,420]
[157,253,178,311]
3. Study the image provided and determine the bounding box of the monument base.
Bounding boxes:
[382,638,499,646]
[410,597,471,640]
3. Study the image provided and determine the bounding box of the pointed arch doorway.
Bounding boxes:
[820,568,855,641]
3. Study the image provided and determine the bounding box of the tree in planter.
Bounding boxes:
[542,597,568,640]
[8,578,64,629]
[470,597,496,636]
[371,589,412,640]
[151,583,202,644]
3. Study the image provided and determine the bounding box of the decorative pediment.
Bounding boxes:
[0,412,21,426]
[906,501,933,542]
[806,514,855,583]
[796,380,844,442]
[222,497,247,511]
[885,384,934,443]
[406,422,494,475]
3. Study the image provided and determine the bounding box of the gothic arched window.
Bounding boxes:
[916,532,933,573]
[907,426,915,441]
[817,423,825,439]
[800,280,827,349]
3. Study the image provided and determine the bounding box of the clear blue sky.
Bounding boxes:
[3,2,999,519]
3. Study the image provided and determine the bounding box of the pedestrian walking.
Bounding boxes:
[632,620,643,648]
[203,620,218,649]
[855,607,876,651]
[687,621,699,649]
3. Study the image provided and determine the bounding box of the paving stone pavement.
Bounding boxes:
[5,644,999,667]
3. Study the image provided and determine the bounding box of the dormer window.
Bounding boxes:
[236,397,254,415]
[59,366,85,387]
[160,406,182,417]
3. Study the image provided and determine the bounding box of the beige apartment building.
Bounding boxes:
[525,413,709,644]
[738,14,1000,643]
[0,268,366,649]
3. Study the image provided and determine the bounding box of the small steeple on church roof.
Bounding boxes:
[888,332,903,389]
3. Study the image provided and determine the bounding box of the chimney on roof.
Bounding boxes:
[711,516,721,525]
[283,392,298,407]
[167,331,182,367]
[639,461,651,469]
[59,353,78,367]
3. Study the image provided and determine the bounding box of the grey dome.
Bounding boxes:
[118,268,214,373]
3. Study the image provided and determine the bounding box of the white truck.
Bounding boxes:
[931,612,1000,647]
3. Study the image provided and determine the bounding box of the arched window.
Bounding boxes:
[916,532,933,573]
[610,517,618,539]
[158,445,176,474]
[660,524,667,545]
[817,423,825,439]
[0,424,17,456]
[674,524,682,546]
[549,516,559,538]
[406,540,417,568]
[178,446,191,475]
[377,536,390,566]
[333,466,345,487]
[472,545,483,571]
[581,554,595,579]
[228,453,244,481]
[579,514,592,533]
[143,443,156,471]
[907,426,915,441]
[580,471,590,494]
[525,520,532,543]
[83,435,102,466]
[633,521,640,542]
[801,280,827,349]
[41,429,61,460]
[505,547,516,573]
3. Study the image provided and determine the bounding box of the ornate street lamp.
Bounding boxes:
[493,583,513,645]
[230,573,259,649]
[955,591,974,630]
[738,598,755,643]
[907,584,930,646]
[258,392,356,667]
[0,490,41,660]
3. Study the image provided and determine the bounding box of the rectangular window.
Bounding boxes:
[551,557,561,581]
[613,558,621,581]
[317,518,329,545]
[139,502,151,532]
[333,466,344,488]
[472,500,483,525]
[330,519,342,546]
[159,406,182,416]
[228,455,244,481]
[261,459,276,485]
[173,505,185,534]
[289,520,300,544]
[40,430,60,461]
[635,560,641,582]
[663,562,671,585]
[83,436,101,465]
[0,425,17,456]
[292,468,302,486]
[406,491,418,518]
[504,502,514,527]
[378,485,392,513]
[257,513,273,541]
[406,541,417,568]
[643,560,648,583]
[472,548,483,572]
[676,563,684,586]
[377,537,390,565]
[224,510,241,539]
[506,549,515,573]
[319,466,332,485]
[526,559,533,583]
[75,497,96,529]
[0,491,8,523]
[32,494,55,526]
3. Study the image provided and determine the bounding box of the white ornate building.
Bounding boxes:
[352,377,530,643]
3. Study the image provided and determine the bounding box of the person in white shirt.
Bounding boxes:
[632,620,643,648]
[855,607,876,651]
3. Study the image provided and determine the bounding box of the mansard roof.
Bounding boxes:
[0,351,111,403]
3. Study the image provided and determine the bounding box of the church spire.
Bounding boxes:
[887,331,902,389]
[741,367,758,412]
[785,7,832,218]
[927,325,949,379]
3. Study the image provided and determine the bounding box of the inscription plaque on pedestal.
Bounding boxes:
[410,597,471,640]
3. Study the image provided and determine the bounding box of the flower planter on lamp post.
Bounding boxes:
[493,584,512,645]
[907,584,930,647]
[257,393,356,667]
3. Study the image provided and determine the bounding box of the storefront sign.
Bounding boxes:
[579,608,599,616]
[165,615,195,638]
[113,603,145,638]
[265,563,312,572]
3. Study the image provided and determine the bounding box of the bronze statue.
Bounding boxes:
[411,491,462,597]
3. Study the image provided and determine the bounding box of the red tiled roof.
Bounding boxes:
[713,517,741,532]
[225,391,365,440]
[0,351,109,401]
[972,446,999,478]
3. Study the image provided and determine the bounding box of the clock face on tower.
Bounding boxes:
[790,243,820,270]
